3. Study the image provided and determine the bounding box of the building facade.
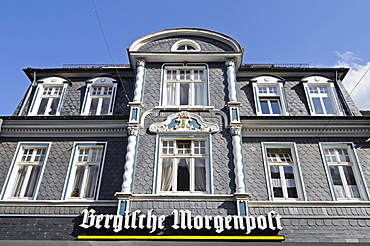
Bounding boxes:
[0,28,370,244]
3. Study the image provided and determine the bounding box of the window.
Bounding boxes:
[171,39,201,52]
[157,138,210,193]
[251,76,288,116]
[321,143,368,200]
[28,76,69,116]
[63,143,106,199]
[1,143,50,200]
[303,76,343,116]
[81,77,117,116]
[162,66,208,107]
[263,143,305,200]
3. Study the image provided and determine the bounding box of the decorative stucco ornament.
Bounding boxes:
[149,111,219,133]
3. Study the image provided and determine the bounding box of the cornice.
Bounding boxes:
[0,118,129,138]
[241,117,370,137]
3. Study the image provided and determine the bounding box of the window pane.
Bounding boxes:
[37,98,49,115]
[323,97,334,114]
[100,98,110,115]
[166,83,176,105]
[71,166,85,197]
[343,166,360,198]
[177,140,191,154]
[193,83,204,105]
[180,83,189,105]
[260,101,270,114]
[11,166,28,197]
[284,166,298,198]
[270,100,281,114]
[85,166,99,198]
[338,149,350,162]
[89,98,99,115]
[194,159,206,191]
[270,166,283,197]
[24,166,40,197]
[312,98,324,114]
[329,166,345,198]
[160,158,173,191]
[177,158,190,191]
[49,98,60,115]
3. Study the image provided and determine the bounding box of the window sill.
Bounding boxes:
[155,106,215,111]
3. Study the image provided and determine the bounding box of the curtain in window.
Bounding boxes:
[160,158,173,191]
[194,83,204,105]
[11,166,28,197]
[71,166,85,197]
[85,166,99,198]
[194,159,206,191]
[166,83,176,105]
[24,166,40,197]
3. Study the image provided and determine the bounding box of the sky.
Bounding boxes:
[1,0,370,115]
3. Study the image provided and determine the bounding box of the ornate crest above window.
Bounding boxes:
[149,111,219,133]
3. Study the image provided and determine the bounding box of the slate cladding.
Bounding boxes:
[1,28,370,243]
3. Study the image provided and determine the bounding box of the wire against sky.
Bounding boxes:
[91,0,130,102]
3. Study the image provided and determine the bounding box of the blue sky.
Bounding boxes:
[1,0,370,115]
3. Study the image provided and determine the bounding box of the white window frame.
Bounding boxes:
[320,143,369,201]
[171,39,201,52]
[263,143,305,201]
[62,142,107,200]
[251,76,289,116]
[161,65,209,108]
[302,76,343,116]
[28,77,69,116]
[0,142,50,200]
[154,136,212,194]
[81,77,117,116]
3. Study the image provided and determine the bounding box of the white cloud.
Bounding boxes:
[334,51,370,110]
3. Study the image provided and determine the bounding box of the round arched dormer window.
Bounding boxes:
[171,39,201,52]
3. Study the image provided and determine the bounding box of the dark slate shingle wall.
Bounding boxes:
[138,36,234,52]
[0,142,18,192]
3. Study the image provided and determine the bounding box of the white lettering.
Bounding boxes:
[138,213,146,229]
[112,214,123,233]
[204,215,212,230]
[233,215,245,230]
[214,215,224,233]
[172,210,180,230]
[78,209,283,234]
[245,215,256,234]
[275,213,283,230]
[257,215,267,230]
[180,210,192,230]
[79,209,96,229]
[95,214,104,229]
[158,215,166,230]
[146,209,157,233]
[225,215,232,230]
[267,211,276,230]
[193,215,203,230]
[131,210,141,229]
[124,212,131,229]
[104,214,113,229]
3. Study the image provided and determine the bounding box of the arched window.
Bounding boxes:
[28,76,69,116]
[302,75,343,116]
[171,39,201,52]
[81,77,117,116]
[251,75,289,116]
